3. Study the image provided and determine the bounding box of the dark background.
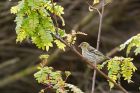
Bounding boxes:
[0,0,140,93]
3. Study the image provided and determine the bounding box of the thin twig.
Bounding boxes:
[92,0,105,93]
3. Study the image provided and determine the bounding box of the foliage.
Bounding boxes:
[34,66,83,93]
[11,0,138,92]
[11,0,66,51]
[65,30,87,45]
[34,66,67,93]
[100,57,137,89]
[94,0,100,4]
[54,40,66,51]
[11,0,86,93]
[120,34,140,56]
[65,83,84,93]
[39,54,49,60]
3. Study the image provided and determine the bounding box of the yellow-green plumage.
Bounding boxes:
[79,42,108,63]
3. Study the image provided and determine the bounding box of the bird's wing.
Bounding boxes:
[88,46,108,59]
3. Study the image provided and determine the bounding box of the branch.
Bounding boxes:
[92,0,105,92]
[53,34,128,93]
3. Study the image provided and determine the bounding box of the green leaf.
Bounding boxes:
[16,29,27,42]
[34,66,68,93]
[11,6,18,14]
[106,57,137,89]
[65,71,71,77]
[15,14,24,33]
[94,0,100,4]
[134,47,140,55]
[39,54,49,59]
[28,11,39,30]
[11,0,66,52]
[120,38,133,51]
[54,40,66,51]
[120,34,140,55]
[58,29,65,37]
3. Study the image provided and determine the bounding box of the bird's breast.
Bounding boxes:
[82,49,104,63]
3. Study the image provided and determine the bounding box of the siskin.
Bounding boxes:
[79,42,109,63]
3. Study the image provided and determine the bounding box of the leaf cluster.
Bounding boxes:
[34,66,70,93]
[34,66,83,93]
[66,30,87,45]
[11,0,66,51]
[120,34,140,56]
[100,57,137,88]
[65,83,84,93]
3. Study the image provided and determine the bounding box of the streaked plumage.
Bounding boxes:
[79,42,108,63]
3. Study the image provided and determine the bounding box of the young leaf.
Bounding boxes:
[120,34,140,56]
[54,40,66,51]
[94,0,100,4]
[134,47,140,55]
[39,54,49,60]
[11,6,18,14]
[16,29,27,42]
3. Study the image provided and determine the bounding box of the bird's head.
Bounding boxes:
[78,42,90,48]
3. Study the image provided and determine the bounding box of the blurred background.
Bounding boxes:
[0,0,140,93]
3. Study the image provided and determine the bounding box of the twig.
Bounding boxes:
[96,2,104,50]
[92,0,105,93]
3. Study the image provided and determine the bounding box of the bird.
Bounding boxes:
[79,42,109,64]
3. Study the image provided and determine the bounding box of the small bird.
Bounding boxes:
[79,42,108,63]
